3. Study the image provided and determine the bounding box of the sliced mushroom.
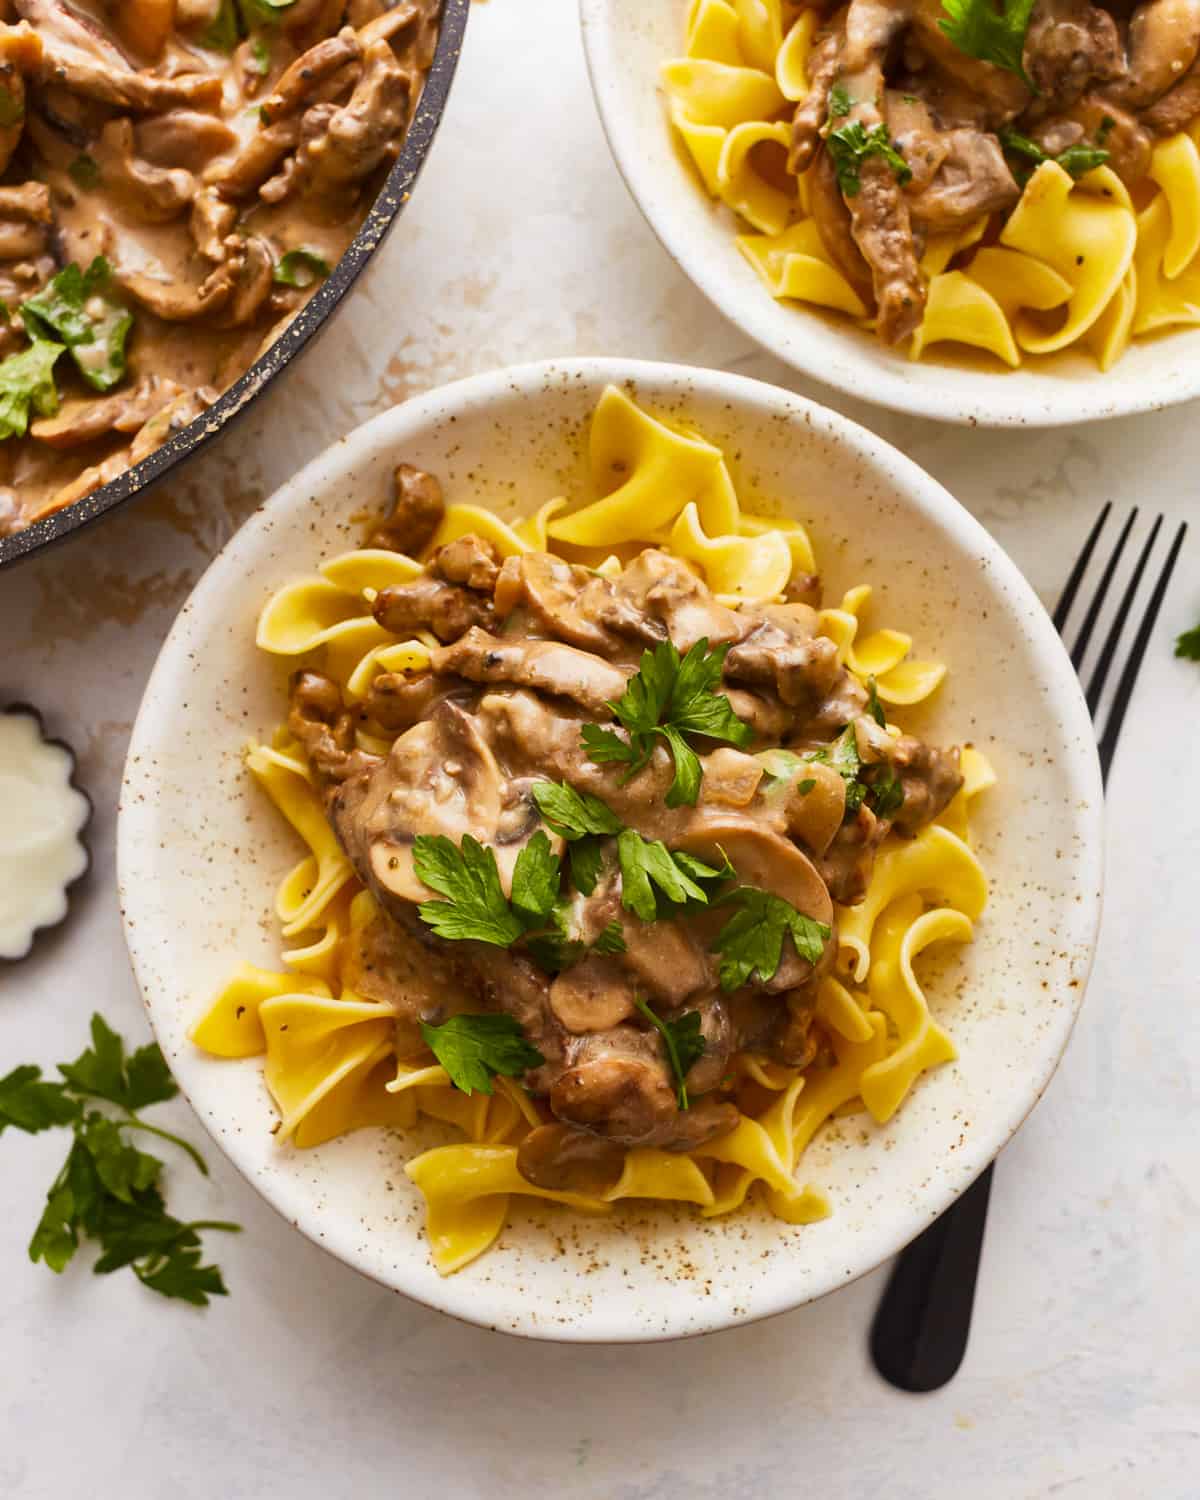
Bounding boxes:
[213,234,275,328]
[675,816,834,928]
[29,375,184,449]
[203,117,301,198]
[549,954,637,1033]
[260,25,362,122]
[128,387,210,466]
[136,109,239,171]
[92,116,195,223]
[118,252,238,321]
[189,185,236,260]
[516,1123,627,1194]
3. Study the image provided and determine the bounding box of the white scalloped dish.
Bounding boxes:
[118,359,1103,1340]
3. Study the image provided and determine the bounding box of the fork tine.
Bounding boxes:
[1053,501,1111,633]
[1085,515,1164,714]
[1069,507,1138,669]
[1097,520,1188,782]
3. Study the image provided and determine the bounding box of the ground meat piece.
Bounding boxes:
[373,576,492,642]
[368,463,445,555]
[428,533,499,592]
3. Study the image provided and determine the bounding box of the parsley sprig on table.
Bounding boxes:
[937,0,1037,89]
[581,638,753,807]
[1176,622,1200,660]
[0,1016,239,1306]
[633,1001,707,1109]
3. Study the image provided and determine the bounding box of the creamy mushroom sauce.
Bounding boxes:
[0,0,439,536]
[791,0,1200,343]
[284,467,965,1194]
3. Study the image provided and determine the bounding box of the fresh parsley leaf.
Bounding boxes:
[1053,142,1110,176]
[201,0,241,48]
[797,777,816,794]
[135,1245,230,1306]
[248,35,272,73]
[827,120,912,197]
[869,762,905,819]
[21,259,133,393]
[617,828,710,922]
[68,153,101,190]
[420,1014,545,1095]
[7,1017,239,1303]
[568,836,605,896]
[0,337,64,440]
[580,722,639,769]
[583,639,752,806]
[509,831,563,925]
[938,0,1037,88]
[660,724,702,808]
[711,889,831,991]
[634,1001,706,1109]
[592,919,627,955]
[531,780,622,840]
[1176,622,1200,660]
[58,1013,178,1112]
[866,676,887,728]
[273,249,331,289]
[413,834,524,947]
[0,1065,80,1136]
[998,126,1109,180]
[828,82,853,118]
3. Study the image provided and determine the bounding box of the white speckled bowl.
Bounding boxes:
[579,0,1200,428]
[119,359,1103,1340]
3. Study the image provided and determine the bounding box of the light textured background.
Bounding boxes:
[1,1,1197,1496]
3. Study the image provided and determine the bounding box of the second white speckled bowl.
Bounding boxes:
[579,0,1200,428]
[118,359,1103,1341]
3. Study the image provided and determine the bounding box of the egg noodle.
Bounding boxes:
[663,0,1200,369]
[192,386,993,1274]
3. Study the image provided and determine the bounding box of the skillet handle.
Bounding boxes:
[868,1162,994,1392]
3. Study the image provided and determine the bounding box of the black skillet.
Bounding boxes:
[0,0,470,571]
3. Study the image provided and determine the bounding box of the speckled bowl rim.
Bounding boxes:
[578,0,1200,429]
[118,357,1104,1341]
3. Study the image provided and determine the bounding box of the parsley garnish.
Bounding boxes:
[21,258,133,393]
[419,1014,545,1096]
[68,153,101,190]
[273,249,331,289]
[998,127,1109,181]
[828,82,853,118]
[633,1000,706,1109]
[1,1015,239,1305]
[581,639,752,807]
[827,120,912,197]
[531,780,623,839]
[531,780,623,896]
[414,834,525,946]
[592,919,628,955]
[866,675,887,728]
[938,0,1037,89]
[0,337,64,441]
[1175,622,1200,660]
[711,890,831,991]
[617,828,731,922]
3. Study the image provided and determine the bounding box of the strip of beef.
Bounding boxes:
[430,629,630,716]
[373,576,493,642]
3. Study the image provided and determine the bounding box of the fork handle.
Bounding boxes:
[868,1163,994,1392]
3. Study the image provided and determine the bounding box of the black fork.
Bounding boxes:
[869,504,1188,1394]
